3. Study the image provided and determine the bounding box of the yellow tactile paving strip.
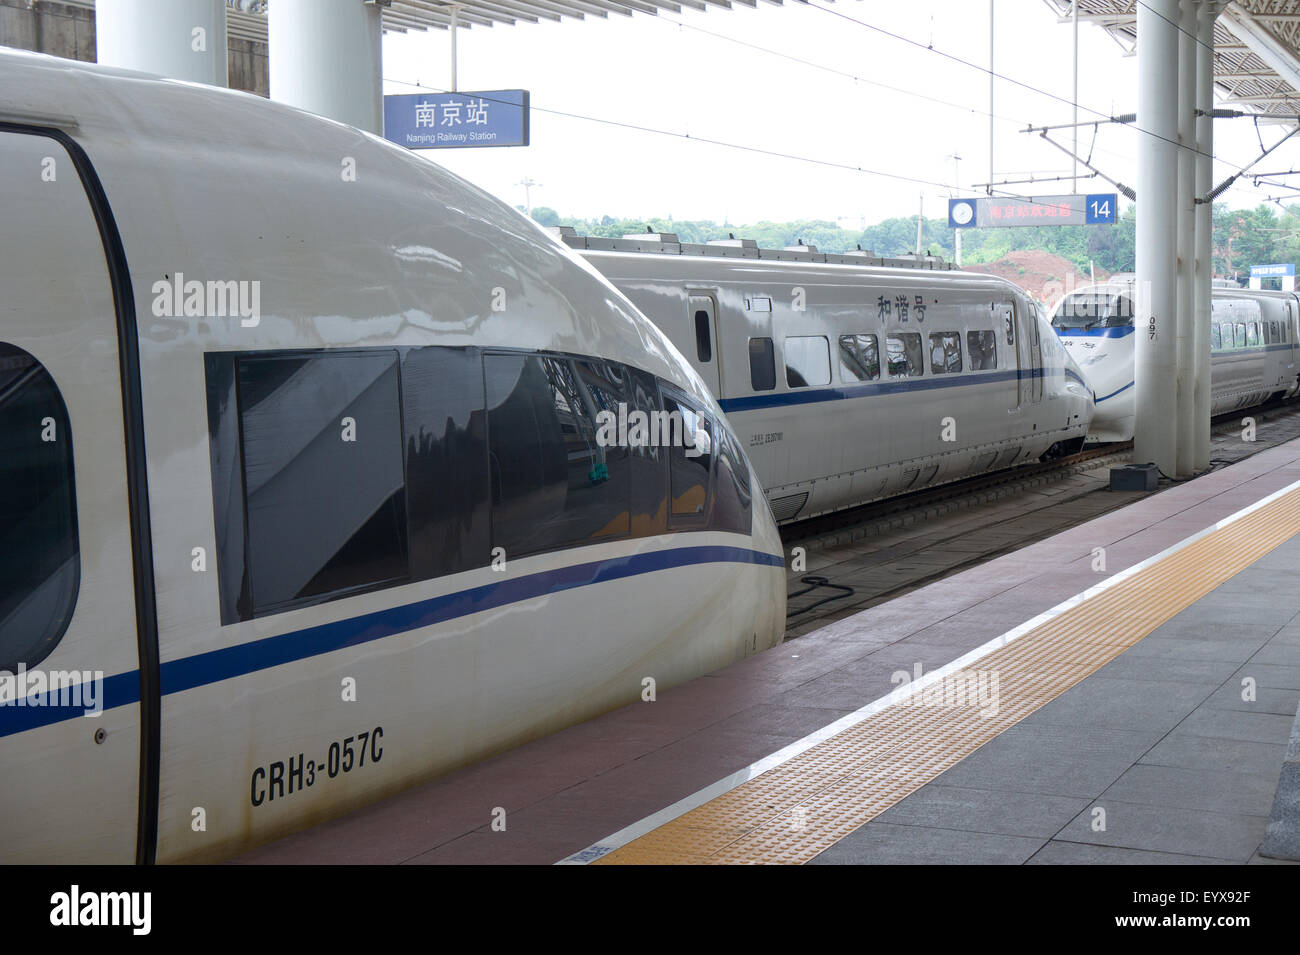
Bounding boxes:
[596,484,1300,864]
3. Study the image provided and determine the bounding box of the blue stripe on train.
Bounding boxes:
[718,365,1082,414]
[1094,345,1296,404]
[1096,381,1135,403]
[0,543,784,738]
[1053,326,1136,339]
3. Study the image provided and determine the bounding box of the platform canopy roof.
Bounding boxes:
[377,0,790,32]
[214,0,800,41]
[1043,1,1300,119]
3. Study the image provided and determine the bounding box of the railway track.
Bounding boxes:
[783,396,1300,551]
[781,442,1132,550]
[779,398,1300,634]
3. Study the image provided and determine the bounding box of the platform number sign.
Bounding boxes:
[950,193,1118,228]
[1085,194,1117,225]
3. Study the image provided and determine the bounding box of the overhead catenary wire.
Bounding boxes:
[383,76,1065,205]
[803,0,1260,171]
[386,2,1299,211]
[646,3,1271,184]
[645,7,1166,178]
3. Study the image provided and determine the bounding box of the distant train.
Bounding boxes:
[0,49,785,864]
[559,229,1095,523]
[1050,276,1300,442]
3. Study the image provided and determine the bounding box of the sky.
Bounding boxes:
[380,0,1300,226]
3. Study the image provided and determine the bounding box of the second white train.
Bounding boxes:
[1050,276,1300,442]
[561,230,1095,523]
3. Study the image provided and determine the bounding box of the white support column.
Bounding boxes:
[269,0,383,135]
[1136,0,1180,475]
[96,0,228,87]
[1175,0,1197,477]
[1193,1,1218,472]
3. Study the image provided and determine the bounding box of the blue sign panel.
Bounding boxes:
[383,90,530,149]
[949,193,1118,229]
[1251,263,1295,277]
[1084,193,1117,224]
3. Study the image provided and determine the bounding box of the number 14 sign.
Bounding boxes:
[1085,194,1116,224]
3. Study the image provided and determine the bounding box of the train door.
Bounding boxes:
[1286,300,1300,396]
[0,129,150,862]
[687,292,722,396]
[998,303,1024,410]
[1010,302,1042,406]
[1028,304,1044,402]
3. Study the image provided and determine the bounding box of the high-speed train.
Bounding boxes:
[0,49,786,864]
[1050,276,1300,442]
[557,229,1095,523]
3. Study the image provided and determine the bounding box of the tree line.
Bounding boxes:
[528,202,1300,279]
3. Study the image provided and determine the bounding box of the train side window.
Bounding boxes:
[886,333,924,378]
[967,330,997,370]
[784,336,831,388]
[838,334,880,382]
[0,344,79,669]
[626,367,670,539]
[1004,314,1015,345]
[748,337,776,392]
[1248,323,1261,347]
[1235,323,1246,348]
[485,353,630,558]
[690,295,714,363]
[401,346,490,582]
[235,350,409,617]
[1211,324,1222,350]
[1270,321,1280,344]
[711,425,753,535]
[662,391,714,525]
[928,331,963,375]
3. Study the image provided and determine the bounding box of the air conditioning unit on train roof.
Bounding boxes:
[892,252,949,269]
[783,242,818,253]
[702,236,760,258]
[621,231,679,244]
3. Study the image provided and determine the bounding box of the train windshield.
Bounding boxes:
[1052,292,1135,331]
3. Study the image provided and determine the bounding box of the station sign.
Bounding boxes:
[1250,263,1295,278]
[383,90,530,149]
[948,193,1118,229]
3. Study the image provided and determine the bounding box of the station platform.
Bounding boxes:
[235,439,1300,865]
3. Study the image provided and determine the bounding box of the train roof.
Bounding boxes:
[0,48,720,410]
[552,227,956,270]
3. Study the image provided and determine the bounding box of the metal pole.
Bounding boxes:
[450,5,460,93]
[950,152,963,266]
[1194,2,1219,471]
[1072,0,1079,193]
[989,0,995,191]
[1175,0,1196,477]
[1135,0,1180,475]
[916,194,924,256]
